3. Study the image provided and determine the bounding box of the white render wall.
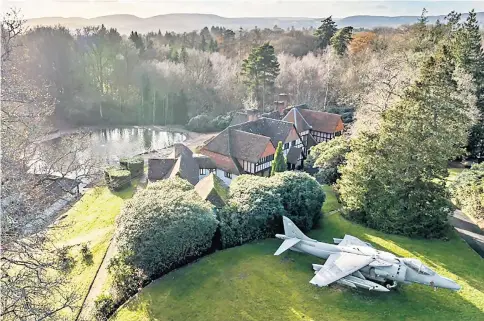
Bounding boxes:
[215,169,237,185]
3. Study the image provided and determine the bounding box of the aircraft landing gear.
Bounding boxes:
[384,280,398,289]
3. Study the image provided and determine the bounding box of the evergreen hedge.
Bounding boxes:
[219,173,325,248]
[114,177,218,278]
[120,157,144,177]
[104,167,131,191]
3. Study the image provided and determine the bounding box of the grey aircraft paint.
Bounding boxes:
[274,216,461,292]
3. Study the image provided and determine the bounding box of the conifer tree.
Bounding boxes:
[330,26,353,56]
[314,16,337,50]
[241,43,280,110]
[271,141,287,175]
[339,46,475,238]
[180,46,188,64]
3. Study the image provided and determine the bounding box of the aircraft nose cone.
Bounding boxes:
[433,276,461,291]
[372,285,390,292]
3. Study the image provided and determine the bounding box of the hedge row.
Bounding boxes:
[104,167,131,191]
[120,157,144,177]
[220,172,325,248]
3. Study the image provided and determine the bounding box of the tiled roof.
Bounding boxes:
[170,143,193,158]
[193,154,217,169]
[230,130,271,163]
[195,173,228,208]
[232,117,295,147]
[167,150,199,185]
[148,158,176,181]
[283,108,343,133]
[286,147,302,164]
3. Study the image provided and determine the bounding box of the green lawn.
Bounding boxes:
[112,187,484,321]
[50,183,136,319]
[447,167,465,185]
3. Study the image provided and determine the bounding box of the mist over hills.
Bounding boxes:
[26,12,484,35]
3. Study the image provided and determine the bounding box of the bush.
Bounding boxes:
[219,173,326,248]
[120,157,144,177]
[187,113,232,133]
[104,166,131,191]
[107,254,146,301]
[314,166,339,185]
[80,243,93,264]
[219,175,285,248]
[115,177,218,278]
[94,294,115,321]
[271,172,326,231]
[451,163,484,224]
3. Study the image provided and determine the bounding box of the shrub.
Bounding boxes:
[104,166,131,191]
[451,163,484,224]
[306,136,349,184]
[314,166,339,185]
[94,294,115,321]
[107,254,146,301]
[120,157,144,177]
[80,243,93,264]
[115,177,218,278]
[187,113,232,133]
[271,172,326,231]
[219,175,286,248]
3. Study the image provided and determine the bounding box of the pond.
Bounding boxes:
[87,127,186,163]
[45,127,186,166]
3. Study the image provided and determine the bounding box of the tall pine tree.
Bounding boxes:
[241,43,280,110]
[314,16,337,50]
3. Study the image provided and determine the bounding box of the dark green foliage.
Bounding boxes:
[129,31,145,52]
[314,16,337,49]
[94,294,115,321]
[271,141,286,175]
[120,157,144,177]
[219,173,326,248]
[114,177,218,278]
[107,255,146,301]
[80,243,93,264]
[187,113,232,133]
[451,163,484,223]
[339,46,473,238]
[172,89,189,125]
[218,175,286,248]
[241,43,280,109]
[104,167,131,191]
[307,136,349,184]
[469,121,484,159]
[330,26,353,56]
[271,172,326,231]
[179,46,188,64]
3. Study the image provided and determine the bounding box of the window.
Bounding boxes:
[291,140,296,147]
[284,142,290,150]
[209,168,216,173]
[224,171,232,179]
[199,168,208,175]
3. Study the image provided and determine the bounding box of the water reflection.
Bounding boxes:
[48,127,185,165]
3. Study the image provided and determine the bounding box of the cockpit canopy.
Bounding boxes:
[402,258,435,275]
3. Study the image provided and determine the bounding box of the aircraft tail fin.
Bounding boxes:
[274,238,300,255]
[282,216,314,241]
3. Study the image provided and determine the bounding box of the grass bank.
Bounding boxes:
[50,184,136,319]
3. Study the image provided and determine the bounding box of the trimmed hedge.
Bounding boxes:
[104,167,131,191]
[271,171,326,231]
[114,177,218,278]
[120,157,144,177]
[451,163,484,224]
[219,175,286,248]
[187,113,232,133]
[219,173,325,248]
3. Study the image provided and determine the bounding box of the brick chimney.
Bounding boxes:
[247,109,261,121]
[277,93,289,115]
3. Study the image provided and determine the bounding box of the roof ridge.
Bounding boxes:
[232,129,271,140]
[294,107,312,129]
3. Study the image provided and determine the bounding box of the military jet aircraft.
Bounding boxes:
[274,216,460,292]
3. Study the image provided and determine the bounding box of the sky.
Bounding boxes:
[3,0,484,19]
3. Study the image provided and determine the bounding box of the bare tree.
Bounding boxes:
[1,9,100,320]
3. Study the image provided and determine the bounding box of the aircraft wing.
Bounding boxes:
[338,235,373,248]
[309,252,374,287]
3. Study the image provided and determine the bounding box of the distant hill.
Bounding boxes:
[26,12,484,35]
